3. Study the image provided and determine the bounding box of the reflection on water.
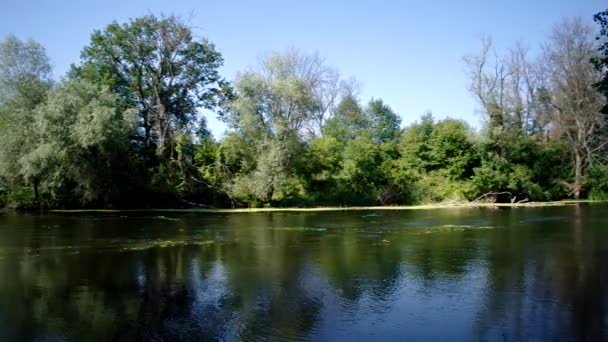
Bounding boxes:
[0,205,607,340]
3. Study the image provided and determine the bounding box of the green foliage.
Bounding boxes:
[411,173,469,204]
[323,96,401,144]
[0,35,53,208]
[0,35,52,108]
[468,155,544,201]
[72,14,232,165]
[20,80,134,206]
[340,136,385,194]
[586,164,608,200]
[2,12,608,209]
[391,115,480,203]
[323,95,367,141]
[59,14,236,207]
[222,50,324,205]
[0,187,38,209]
[366,98,401,143]
[593,9,608,114]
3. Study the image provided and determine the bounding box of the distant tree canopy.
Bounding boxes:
[1,11,608,209]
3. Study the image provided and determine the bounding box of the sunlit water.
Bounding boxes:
[1,204,607,341]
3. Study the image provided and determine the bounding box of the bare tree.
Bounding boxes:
[507,43,553,136]
[544,17,606,198]
[463,36,509,132]
[464,37,551,138]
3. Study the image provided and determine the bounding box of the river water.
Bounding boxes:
[0,204,607,341]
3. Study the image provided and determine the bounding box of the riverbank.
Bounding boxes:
[47,200,606,214]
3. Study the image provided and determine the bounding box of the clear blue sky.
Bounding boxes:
[1,0,605,138]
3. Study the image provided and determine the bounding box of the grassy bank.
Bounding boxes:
[47,200,606,214]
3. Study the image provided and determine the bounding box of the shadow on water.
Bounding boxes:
[0,205,607,340]
[474,204,608,341]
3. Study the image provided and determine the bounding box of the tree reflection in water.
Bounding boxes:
[0,206,607,340]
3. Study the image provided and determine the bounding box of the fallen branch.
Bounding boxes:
[473,191,513,203]
[178,198,216,209]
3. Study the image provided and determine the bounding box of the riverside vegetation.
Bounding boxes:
[2,11,608,209]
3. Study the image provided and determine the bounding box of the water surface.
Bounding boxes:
[1,204,607,341]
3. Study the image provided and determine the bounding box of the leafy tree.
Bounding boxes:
[399,114,478,178]
[427,119,478,179]
[593,9,608,114]
[0,35,52,108]
[468,155,542,201]
[339,136,386,203]
[586,164,608,199]
[72,14,231,160]
[365,98,401,143]
[398,113,435,169]
[302,136,344,195]
[225,50,322,204]
[322,94,367,141]
[19,80,134,206]
[0,35,53,206]
[395,114,479,203]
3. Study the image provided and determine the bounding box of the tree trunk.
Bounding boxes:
[573,151,583,199]
[33,178,40,207]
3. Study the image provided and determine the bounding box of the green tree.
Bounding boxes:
[323,94,367,141]
[0,35,53,206]
[395,114,479,203]
[398,113,435,170]
[301,136,343,201]
[468,155,542,201]
[225,50,323,204]
[339,135,386,204]
[19,80,134,207]
[427,119,478,179]
[365,98,401,143]
[593,9,608,114]
[72,14,231,161]
[0,35,52,108]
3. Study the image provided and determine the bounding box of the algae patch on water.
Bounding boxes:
[121,239,215,251]
[361,213,382,218]
[372,239,392,246]
[408,224,494,234]
[271,227,327,232]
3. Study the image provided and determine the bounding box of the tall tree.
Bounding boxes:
[463,38,550,140]
[0,35,52,204]
[322,94,367,141]
[225,50,324,203]
[19,80,134,206]
[463,37,509,134]
[72,14,231,160]
[0,35,52,108]
[544,17,606,198]
[593,9,608,114]
[365,98,401,143]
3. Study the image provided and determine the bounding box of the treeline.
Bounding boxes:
[1,11,608,209]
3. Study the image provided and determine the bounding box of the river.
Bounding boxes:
[0,204,606,341]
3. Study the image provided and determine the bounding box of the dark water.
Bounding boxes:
[1,204,607,341]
